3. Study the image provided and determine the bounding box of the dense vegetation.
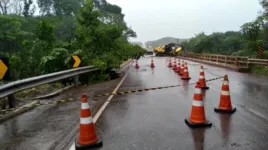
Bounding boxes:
[0,0,146,81]
[181,0,268,59]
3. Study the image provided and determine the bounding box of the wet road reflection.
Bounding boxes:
[191,128,206,150]
[219,114,232,147]
[96,56,268,150]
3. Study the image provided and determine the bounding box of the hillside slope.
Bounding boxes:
[145,37,188,48]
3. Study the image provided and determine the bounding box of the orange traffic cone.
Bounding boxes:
[135,59,139,69]
[76,95,102,149]
[185,81,212,128]
[173,58,177,70]
[168,57,172,67]
[176,59,181,73]
[179,60,184,75]
[199,65,209,89]
[214,75,236,113]
[150,58,155,68]
[181,62,191,80]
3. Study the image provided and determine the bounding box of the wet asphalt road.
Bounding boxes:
[95,56,268,150]
[0,77,124,150]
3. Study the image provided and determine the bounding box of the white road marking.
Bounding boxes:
[68,71,129,150]
[93,72,129,123]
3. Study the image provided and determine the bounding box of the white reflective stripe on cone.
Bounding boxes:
[80,117,93,124]
[200,69,204,72]
[81,103,90,109]
[221,91,230,96]
[195,88,202,94]
[223,81,229,85]
[199,75,204,79]
[184,70,188,72]
[192,100,204,106]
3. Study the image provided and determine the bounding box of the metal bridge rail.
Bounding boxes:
[178,53,268,67]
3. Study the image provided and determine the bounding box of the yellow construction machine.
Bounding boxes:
[153,43,186,56]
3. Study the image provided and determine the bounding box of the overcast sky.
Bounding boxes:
[107,0,262,43]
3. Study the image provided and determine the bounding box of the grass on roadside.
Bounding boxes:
[15,83,65,98]
[251,65,268,76]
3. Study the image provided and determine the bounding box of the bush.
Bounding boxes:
[251,65,268,76]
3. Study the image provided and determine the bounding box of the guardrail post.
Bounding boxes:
[235,57,238,66]
[246,57,249,68]
[2,80,16,108]
[216,55,219,63]
[8,94,16,108]
[74,75,79,87]
[225,56,227,65]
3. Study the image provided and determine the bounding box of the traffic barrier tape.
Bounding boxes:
[0,77,224,113]
[0,98,75,113]
[93,76,224,97]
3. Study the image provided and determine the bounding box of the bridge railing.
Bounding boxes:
[177,53,268,67]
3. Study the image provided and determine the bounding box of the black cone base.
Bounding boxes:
[75,139,103,150]
[201,86,209,90]
[185,119,212,128]
[181,77,191,80]
[214,107,236,114]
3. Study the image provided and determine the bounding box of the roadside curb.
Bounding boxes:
[0,100,39,123]
[120,59,132,70]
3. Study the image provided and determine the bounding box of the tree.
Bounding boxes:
[23,0,33,17]
[37,0,53,15]
[53,0,83,17]
[240,16,264,52]
[0,0,24,15]
[37,0,83,16]
[0,0,145,82]
[0,15,24,53]
[260,0,268,19]
[181,31,243,55]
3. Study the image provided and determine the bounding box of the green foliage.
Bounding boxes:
[40,48,70,74]
[251,65,268,76]
[23,0,33,17]
[181,32,243,55]
[0,0,146,82]
[0,15,25,52]
[37,0,83,16]
[35,20,55,44]
[264,51,268,59]
[240,16,264,52]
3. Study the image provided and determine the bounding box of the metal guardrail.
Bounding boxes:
[178,53,268,67]
[0,66,99,99]
[248,58,268,65]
